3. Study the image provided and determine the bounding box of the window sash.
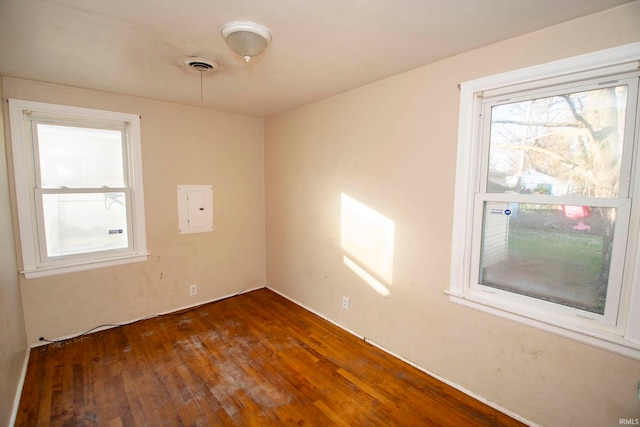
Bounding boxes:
[29,116,130,190]
[468,193,631,330]
[478,75,639,199]
[28,115,135,266]
[34,187,134,265]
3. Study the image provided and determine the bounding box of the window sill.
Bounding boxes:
[22,253,149,279]
[446,290,640,360]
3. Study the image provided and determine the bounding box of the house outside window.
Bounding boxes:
[8,100,148,278]
[449,43,640,358]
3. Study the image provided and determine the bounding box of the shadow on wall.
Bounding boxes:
[340,193,395,296]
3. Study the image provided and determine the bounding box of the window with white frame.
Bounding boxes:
[8,100,148,278]
[449,43,640,359]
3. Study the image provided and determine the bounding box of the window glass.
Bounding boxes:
[37,124,125,189]
[42,192,129,257]
[479,202,614,315]
[487,85,628,198]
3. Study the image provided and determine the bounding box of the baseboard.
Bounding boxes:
[267,287,366,338]
[267,286,538,427]
[9,346,30,427]
[362,339,539,427]
[30,285,266,347]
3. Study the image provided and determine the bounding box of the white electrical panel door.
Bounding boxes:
[177,185,213,234]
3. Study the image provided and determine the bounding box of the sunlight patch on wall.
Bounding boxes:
[343,255,390,296]
[340,193,395,295]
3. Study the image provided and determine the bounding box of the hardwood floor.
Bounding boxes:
[16,288,525,426]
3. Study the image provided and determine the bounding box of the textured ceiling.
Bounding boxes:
[0,0,635,117]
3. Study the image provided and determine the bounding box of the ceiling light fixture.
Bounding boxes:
[221,21,272,63]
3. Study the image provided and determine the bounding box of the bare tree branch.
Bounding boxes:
[492,119,582,128]
[491,143,599,184]
[560,95,596,137]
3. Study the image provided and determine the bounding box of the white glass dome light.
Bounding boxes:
[221,21,272,63]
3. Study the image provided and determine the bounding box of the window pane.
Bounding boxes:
[42,192,128,257]
[37,124,125,188]
[487,85,627,198]
[479,202,615,314]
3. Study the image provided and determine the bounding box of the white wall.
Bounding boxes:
[3,77,267,346]
[264,3,640,426]
[0,76,29,427]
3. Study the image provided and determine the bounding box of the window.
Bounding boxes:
[449,42,640,358]
[8,100,148,278]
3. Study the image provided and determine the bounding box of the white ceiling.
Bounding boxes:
[0,0,634,117]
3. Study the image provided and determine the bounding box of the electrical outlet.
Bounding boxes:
[189,284,197,296]
[342,296,349,310]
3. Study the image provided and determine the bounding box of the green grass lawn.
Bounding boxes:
[482,225,606,314]
[508,228,603,281]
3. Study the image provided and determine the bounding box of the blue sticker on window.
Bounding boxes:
[504,209,512,216]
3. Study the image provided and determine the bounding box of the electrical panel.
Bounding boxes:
[177,185,213,234]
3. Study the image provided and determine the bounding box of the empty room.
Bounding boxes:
[1,1,640,426]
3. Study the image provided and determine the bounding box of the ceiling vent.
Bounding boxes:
[184,57,220,73]
[183,57,220,102]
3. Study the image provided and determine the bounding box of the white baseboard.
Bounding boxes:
[267,286,538,427]
[30,285,266,347]
[9,346,30,427]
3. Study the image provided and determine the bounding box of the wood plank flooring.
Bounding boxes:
[15,288,525,426]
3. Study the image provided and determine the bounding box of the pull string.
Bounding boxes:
[184,57,219,103]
